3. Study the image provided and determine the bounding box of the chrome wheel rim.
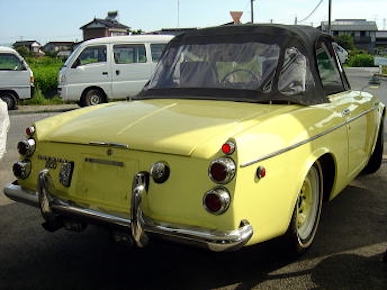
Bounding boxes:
[296,166,320,241]
[89,94,101,105]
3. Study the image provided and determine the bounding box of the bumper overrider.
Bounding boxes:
[4,170,253,252]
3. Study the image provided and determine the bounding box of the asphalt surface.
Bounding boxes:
[0,68,386,289]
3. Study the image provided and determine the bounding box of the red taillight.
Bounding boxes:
[26,126,35,136]
[210,162,228,182]
[208,158,236,184]
[221,141,235,155]
[204,193,222,213]
[203,187,231,215]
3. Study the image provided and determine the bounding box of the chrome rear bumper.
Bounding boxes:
[4,175,253,252]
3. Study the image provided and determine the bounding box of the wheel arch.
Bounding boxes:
[0,89,19,100]
[81,86,107,102]
[286,149,337,227]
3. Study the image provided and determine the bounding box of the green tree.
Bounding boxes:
[14,46,31,58]
[334,34,355,51]
[131,29,143,35]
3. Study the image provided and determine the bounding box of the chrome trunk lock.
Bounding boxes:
[130,172,150,248]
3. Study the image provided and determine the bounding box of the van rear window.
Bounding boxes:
[151,44,167,62]
[113,44,147,64]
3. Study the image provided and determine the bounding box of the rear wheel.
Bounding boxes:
[0,92,17,110]
[80,89,105,107]
[363,121,384,174]
[281,162,323,256]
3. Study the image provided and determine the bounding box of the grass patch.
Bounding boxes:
[20,88,64,105]
[383,66,387,75]
[26,56,63,97]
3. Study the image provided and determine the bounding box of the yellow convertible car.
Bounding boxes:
[4,25,385,255]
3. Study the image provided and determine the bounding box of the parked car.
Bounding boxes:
[0,46,34,110]
[0,98,10,159]
[5,25,385,255]
[58,34,174,106]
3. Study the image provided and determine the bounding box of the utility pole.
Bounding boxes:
[177,0,180,27]
[251,0,255,23]
[328,0,332,34]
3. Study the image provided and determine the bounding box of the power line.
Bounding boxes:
[299,0,324,23]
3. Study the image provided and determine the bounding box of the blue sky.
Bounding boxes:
[1,0,386,45]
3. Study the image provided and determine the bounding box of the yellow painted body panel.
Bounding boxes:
[18,92,385,245]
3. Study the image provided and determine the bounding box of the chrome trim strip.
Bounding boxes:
[84,158,124,167]
[3,181,253,252]
[3,182,39,208]
[240,106,378,168]
[89,141,129,149]
[51,202,132,228]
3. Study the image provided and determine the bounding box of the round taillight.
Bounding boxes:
[17,139,36,156]
[150,161,170,184]
[221,141,235,155]
[26,126,35,136]
[209,158,235,184]
[13,160,31,180]
[203,187,231,215]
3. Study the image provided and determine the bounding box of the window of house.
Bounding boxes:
[0,53,23,70]
[78,46,107,65]
[150,44,167,62]
[316,42,344,95]
[113,44,147,64]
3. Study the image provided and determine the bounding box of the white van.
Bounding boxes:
[0,47,34,110]
[58,35,174,106]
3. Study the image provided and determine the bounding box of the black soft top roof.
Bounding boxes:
[141,24,340,105]
[171,24,331,46]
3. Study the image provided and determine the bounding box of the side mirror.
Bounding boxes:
[72,58,81,69]
[19,62,27,71]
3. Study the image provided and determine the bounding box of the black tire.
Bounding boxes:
[0,92,17,110]
[80,89,105,107]
[363,121,384,174]
[280,162,323,256]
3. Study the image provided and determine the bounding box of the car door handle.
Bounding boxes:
[102,72,108,75]
[116,70,120,75]
[342,109,350,116]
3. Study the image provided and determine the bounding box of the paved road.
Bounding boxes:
[0,73,387,289]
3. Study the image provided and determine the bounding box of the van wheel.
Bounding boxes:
[0,92,17,110]
[81,89,105,106]
[363,121,384,174]
[280,162,323,256]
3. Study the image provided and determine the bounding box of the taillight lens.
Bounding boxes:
[221,141,235,155]
[26,126,35,136]
[203,187,231,215]
[208,157,236,184]
[17,138,36,156]
[13,160,31,179]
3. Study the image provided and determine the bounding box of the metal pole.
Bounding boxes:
[251,0,255,23]
[177,0,180,27]
[328,0,332,34]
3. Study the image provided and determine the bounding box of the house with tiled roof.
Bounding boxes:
[80,11,130,40]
